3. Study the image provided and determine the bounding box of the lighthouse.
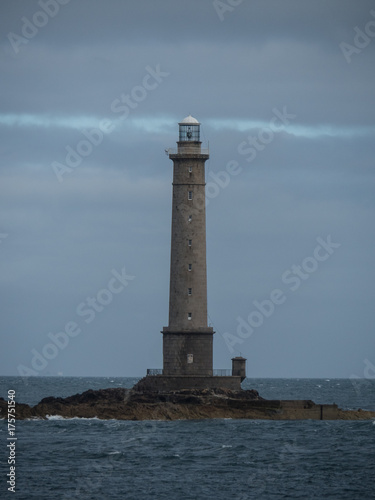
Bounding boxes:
[134,115,246,392]
[162,115,214,376]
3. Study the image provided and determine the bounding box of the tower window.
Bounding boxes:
[188,239,192,247]
[188,215,192,222]
[188,191,193,200]
[189,166,193,173]
[188,288,192,295]
[188,312,192,320]
[188,264,192,271]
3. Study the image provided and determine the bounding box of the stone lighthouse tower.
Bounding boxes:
[162,115,214,376]
[133,115,246,392]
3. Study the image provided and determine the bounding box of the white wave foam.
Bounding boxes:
[46,415,101,421]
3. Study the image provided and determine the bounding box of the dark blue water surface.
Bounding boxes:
[1,377,374,499]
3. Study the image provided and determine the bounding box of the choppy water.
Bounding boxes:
[1,377,374,499]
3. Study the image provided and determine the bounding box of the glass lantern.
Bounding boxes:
[179,115,200,142]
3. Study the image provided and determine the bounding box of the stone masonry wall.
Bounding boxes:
[167,151,209,331]
[163,332,213,376]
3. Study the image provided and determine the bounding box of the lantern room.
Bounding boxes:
[179,114,200,142]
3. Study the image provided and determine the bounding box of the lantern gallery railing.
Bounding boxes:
[213,369,232,377]
[147,369,163,376]
[146,369,233,376]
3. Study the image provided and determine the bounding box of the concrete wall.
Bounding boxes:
[232,399,340,420]
[134,375,242,392]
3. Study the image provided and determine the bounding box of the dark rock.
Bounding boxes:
[1,387,374,421]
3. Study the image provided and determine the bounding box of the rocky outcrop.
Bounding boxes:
[1,387,374,421]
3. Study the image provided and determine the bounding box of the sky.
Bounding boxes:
[0,0,374,379]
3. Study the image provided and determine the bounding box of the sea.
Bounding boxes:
[1,377,374,500]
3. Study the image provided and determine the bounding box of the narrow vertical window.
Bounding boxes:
[188,239,192,247]
[188,264,192,271]
[188,191,193,200]
[189,166,193,173]
[188,312,192,320]
[188,215,192,222]
[188,288,192,295]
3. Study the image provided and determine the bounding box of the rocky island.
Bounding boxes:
[1,387,374,421]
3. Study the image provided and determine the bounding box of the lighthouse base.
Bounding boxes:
[133,375,242,393]
[162,328,214,377]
